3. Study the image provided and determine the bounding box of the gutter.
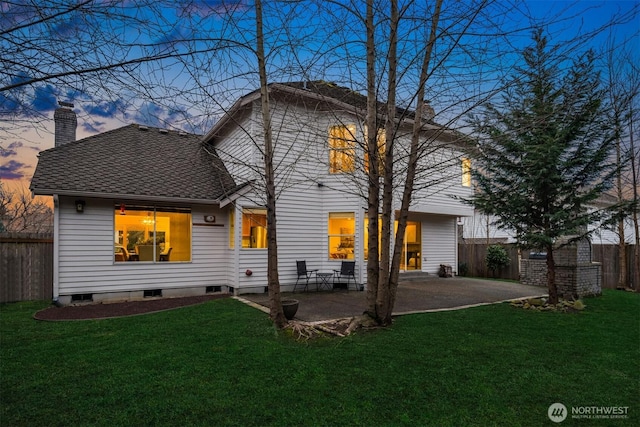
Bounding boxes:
[31,189,224,206]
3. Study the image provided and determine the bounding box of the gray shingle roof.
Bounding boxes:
[279,81,423,122]
[31,124,236,202]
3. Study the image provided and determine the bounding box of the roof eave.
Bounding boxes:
[31,188,222,205]
[202,90,262,143]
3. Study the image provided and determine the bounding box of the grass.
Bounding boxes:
[1,291,638,427]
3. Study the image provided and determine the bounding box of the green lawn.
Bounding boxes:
[1,291,638,427]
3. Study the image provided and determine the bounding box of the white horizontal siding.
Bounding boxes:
[421,214,457,274]
[214,107,257,182]
[221,99,466,291]
[56,197,230,296]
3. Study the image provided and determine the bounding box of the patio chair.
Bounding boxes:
[333,261,356,291]
[294,260,318,292]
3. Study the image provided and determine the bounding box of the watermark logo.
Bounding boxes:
[548,403,630,422]
[548,403,568,423]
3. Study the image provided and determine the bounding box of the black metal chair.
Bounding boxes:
[333,261,356,291]
[294,260,318,292]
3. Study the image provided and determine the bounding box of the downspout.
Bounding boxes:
[52,194,60,304]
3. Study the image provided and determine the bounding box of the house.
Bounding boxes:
[31,82,474,305]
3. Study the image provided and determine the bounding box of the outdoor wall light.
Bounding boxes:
[75,200,86,213]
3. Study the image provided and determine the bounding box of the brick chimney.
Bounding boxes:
[421,101,435,122]
[54,101,77,147]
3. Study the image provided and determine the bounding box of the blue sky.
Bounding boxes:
[0,0,638,187]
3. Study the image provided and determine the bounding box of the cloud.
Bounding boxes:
[31,85,58,113]
[154,27,192,51]
[0,142,23,158]
[50,14,82,38]
[0,160,28,180]
[132,102,167,128]
[82,121,106,133]
[85,100,125,118]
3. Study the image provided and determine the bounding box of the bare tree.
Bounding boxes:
[318,0,511,325]
[603,40,640,289]
[1,0,251,141]
[0,182,52,233]
[255,0,286,327]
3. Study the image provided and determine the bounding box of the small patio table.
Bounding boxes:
[316,272,334,291]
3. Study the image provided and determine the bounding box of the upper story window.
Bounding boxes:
[461,157,472,187]
[329,124,356,174]
[364,127,386,174]
[114,205,191,263]
[242,208,267,248]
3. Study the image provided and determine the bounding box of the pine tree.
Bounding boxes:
[469,30,618,304]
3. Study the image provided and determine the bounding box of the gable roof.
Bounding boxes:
[203,80,463,144]
[31,124,236,203]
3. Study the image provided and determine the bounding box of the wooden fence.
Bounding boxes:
[592,244,636,289]
[458,243,637,289]
[0,233,53,303]
[457,243,521,280]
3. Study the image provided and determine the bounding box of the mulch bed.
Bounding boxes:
[34,294,230,321]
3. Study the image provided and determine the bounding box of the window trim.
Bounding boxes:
[113,204,192,264]
[328,212,355,260]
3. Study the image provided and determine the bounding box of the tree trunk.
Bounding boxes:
[629,109,640,289]
[364,0,380,319]
[616,128,628,288]
[256,0,285,328]
[372,0,443,326]
[375,0,399,325]
[546,246,559,304]
[617,219,627,288]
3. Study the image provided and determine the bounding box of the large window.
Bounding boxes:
[242,208,267,248]
[114,205,191,262]
[461,157,472,187]
[328,212,355,259]
[329,124,356,173]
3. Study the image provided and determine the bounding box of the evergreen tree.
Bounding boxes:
[468,30,618,303]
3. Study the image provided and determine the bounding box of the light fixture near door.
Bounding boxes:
[204,215,216,223]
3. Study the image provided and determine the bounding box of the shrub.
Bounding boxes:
[458,262,469,277]
[486,245,510,277]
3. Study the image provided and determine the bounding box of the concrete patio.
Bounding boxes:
[239,276,546,322]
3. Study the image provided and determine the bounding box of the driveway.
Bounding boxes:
[240,276,546,322]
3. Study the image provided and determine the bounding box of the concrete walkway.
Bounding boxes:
[240,276,546,322]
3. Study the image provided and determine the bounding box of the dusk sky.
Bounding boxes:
[1,0,638,192]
